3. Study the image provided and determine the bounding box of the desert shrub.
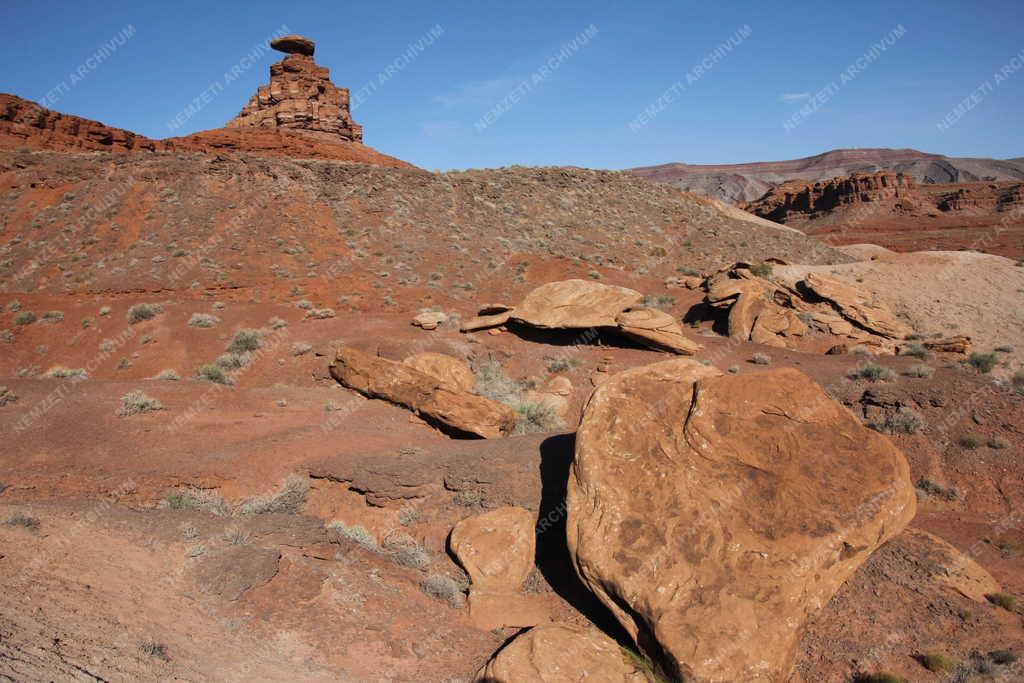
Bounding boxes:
[986,592,1017,610]
[900,342,928,359]
[968,352,998,374]
[420,574,464,608]
[453,488,484,507]
[728,365,740,374]
[306,308,336,319]
[397,507,421,526]
[383,532,429,569]
[7,300,21,312]
[750,262,773,279]
[959,434,982,450]
[127,303,162,324]
[14,311,36,325]
[854,674,908,683]
[545,356,583,373]
[99,306,111,316]
[188,313,219,328]
[159,488,228,515]
[154,369,180,381]
[269,317,287,330]
[139,641,171,662]
[988,436,1010,449]
[45,366,87,380]
[1013,368,1024,395]
[639,294,676,310]
[989,649,1018,665]
[872,407,924,435]
[512,401,564,435]
[227,329,263,353]
[215,353,248,370]
[919,653,955,672]
[905,364,935,378]
[848,362,895,382]
[4,512,40,531]
[750,352,771,365]
[916,478,959,501]
[329,522,379,551]
[40,310,64,323]
[119,390,163,416]
[295,300,313,310]
[291,342,312,356]
[213,301,226,310]
[0,329,12,343]
[473,360,522,404]
[676,266,701,277]
[197,363,231,385]
[235,475,309,515]
[221,527,252,545]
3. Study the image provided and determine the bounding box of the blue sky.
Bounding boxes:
[2,0,1022,170]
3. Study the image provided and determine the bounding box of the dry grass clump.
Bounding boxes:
[4,512,40,531]
[848,362,895,382]
[420,574,465,608]
[118,390,163,416]
[45,366,87,380]
[226,329,263,353]
[188,313,219,328]
[235,475,309,515]
[127,303,163,324]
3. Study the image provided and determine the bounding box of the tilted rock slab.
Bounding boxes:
[403,351,475,392]
[615,307,702,355]
[474,623,648,683]
[329,346,514,438]
[802,272,912,339]
[566,359,916,682]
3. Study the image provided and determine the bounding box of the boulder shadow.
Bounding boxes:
[534,432,632,645]
[506,321,652,352]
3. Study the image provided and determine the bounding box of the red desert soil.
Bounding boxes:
[1,86,1023,681]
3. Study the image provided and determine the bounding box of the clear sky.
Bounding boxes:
[2,0,1022,170]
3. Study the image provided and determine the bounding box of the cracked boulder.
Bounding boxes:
[615,307,701,355]
[566,359,916,682]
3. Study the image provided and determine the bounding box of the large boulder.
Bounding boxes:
[450,506,547,630]
[566,359,916,682]
[474,623,648,683]
[512,280,643,329]
[329,346,515,438]
[802,272,912,339]
[615,308,701,355]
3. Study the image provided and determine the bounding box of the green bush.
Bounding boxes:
[512,401,564,435]
[905,364,934,378]
[188,313,219,328]
[919,653,955,672]
[40,310,64,323]
[227,329,263,353]
[848,362,896,382]
[127,303,162,324]
[197,363,231,385]
[986,592,1017,610]
[14,311,36,325]
[900,342,928,359]
[4,512,40,531]
[968,352,998,374]
[960,434,982,450]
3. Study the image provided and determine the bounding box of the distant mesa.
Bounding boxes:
[270,34,315,56]
[227,34,362,143]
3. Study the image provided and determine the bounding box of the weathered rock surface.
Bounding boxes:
[566,359,916,682]
[801,272,912,339]
[403,352,475,392]
[615,307,701,355]
[451,506,547,630]
[329,346,514,438]
[474,623,647,683]
[411,311,449,330]
[227,35,362,142]
[512,280,643,329]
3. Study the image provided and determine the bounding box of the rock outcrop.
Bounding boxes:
[450,506,547,630]
[474,624,648,683]
[615,307,702,354]
[227,34,362,142]
[402,352,475,392]
[566,359,916,682]
[0,93,160,153]
[703,263,911,351]
[743,171,919,222]
[329,346,514,438]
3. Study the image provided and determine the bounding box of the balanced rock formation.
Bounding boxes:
[566,359,916,682]
[474,623,648,683]
[450,506,547,630]
[460,280,701,355]
[329,346,514,438]
[227,34,362,142]
[513,279,644,329]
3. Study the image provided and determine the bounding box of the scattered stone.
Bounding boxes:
[329,346,514,438]
[566,359,916,682]
[412,311,448,330]
[921,335,972,355]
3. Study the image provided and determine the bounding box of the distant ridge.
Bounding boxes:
[627,148,1024,203]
